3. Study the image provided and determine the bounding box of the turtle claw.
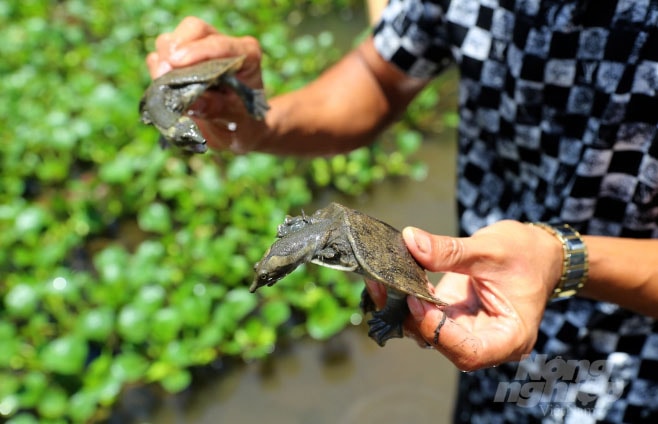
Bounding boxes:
[367,311,404,347]
[366,291,409,347]
[361,287,403,346]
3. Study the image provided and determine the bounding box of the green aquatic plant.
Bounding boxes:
[0,0,449,422]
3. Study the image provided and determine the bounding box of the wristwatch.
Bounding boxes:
[529,222,588,301]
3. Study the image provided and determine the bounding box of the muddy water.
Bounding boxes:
[150,133,460,424]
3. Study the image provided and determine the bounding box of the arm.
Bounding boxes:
[581,235,658,318]
[259,38,428,155]
[146,17,429,155]
[366,0,388,23]
[367,222,658,370]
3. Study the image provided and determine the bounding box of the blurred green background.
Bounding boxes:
[0,0,454,422]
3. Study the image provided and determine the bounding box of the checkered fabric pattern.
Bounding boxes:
[374,0,658,422]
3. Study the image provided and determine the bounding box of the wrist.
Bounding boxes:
[527,223,589,301]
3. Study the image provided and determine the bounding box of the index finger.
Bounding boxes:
[169,16,219,47]
[153,17,220,66]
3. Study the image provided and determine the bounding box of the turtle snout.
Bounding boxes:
[251,256,301,293]
[249,275,265,293]
[249,261,275,292]
[171,117,207,153]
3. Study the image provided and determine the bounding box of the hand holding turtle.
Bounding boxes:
[366,221,563,371]
[145,17,269,153]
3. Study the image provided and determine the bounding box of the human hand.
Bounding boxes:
[365,220,563,371]
[145,17,268,153]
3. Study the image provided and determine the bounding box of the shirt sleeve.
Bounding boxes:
[372,0,454,78]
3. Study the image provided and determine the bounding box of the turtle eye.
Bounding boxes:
[254,261,299,286]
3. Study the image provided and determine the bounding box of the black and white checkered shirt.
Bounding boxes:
[374,0,658,422]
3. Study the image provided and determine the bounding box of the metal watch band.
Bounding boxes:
[529,223,589,301]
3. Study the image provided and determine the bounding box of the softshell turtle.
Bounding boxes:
[139,56,269,154]
[251,202,448,346]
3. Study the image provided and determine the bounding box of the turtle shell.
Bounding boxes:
[341,204,447,306]
[154,56,245,87]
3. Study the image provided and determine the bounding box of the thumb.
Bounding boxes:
[402,226,470,274]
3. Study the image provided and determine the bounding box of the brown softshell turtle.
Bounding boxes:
[139,56,269,154]
[251,202,448,346]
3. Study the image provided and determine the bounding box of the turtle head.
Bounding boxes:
[250,253,302,292]
[163,116,207,154]
[250,230,325,292]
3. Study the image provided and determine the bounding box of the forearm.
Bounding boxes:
[581,236,658,318]
[146,20,428,156]
[254,37,428,156]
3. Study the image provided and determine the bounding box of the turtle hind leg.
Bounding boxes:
[359,288,376,315]
[246,88,270,120]
[366,288,409,347]
[220,74,270,120]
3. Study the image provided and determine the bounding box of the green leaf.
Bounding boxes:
[197,164,225,197]
[96,378,122,406]
[134,285,166,312]
[410,161,429,181]
[134,240,166,263]
[117,305,149,343]
[197,325,225,349]
[17,372,47,408]
[151,307,182,342]
[261,300,291,327]
[111,352,148,382]
[36,386,68,419]
[94,245,129,284]
[5,413,39,424]
[40,336,88,375]
[138,202,172,233]
[306,295,352,340]
[0,373,20,399]
[78,307,114,342]
[0,394,20,419]
[396,130,422,155]
[178,296,211,328]
[0,338,19,368]
[234,317,276,358]
[222,288,259,323]
[14,206,48,234]
[98,153,135,184]
[4,284,39,318]
[310,158,331,187]
[68,390,98,423]
[160,368,191,394]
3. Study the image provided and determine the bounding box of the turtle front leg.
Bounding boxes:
[367,288,409,347]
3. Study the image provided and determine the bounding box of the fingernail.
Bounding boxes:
[156,61,172,78]
[403,227,430,254]
[169,47,187,63]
